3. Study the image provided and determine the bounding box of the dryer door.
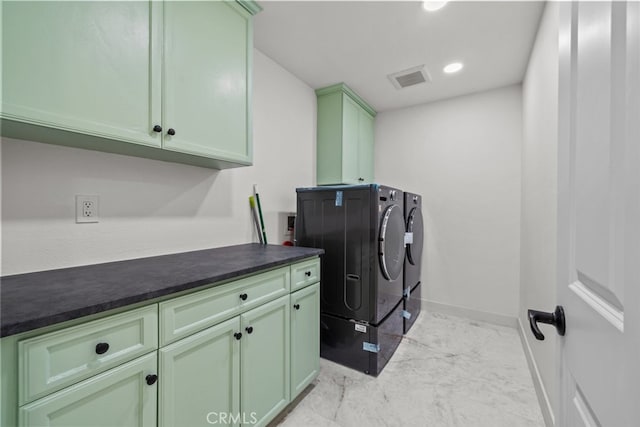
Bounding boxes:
[379,204,405,281]
[406,207,424,266]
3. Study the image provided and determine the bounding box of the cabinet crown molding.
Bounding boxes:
[315,83,377,117]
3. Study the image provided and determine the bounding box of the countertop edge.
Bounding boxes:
[1,246,323,338]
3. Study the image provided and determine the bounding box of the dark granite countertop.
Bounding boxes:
[0,244,323,338]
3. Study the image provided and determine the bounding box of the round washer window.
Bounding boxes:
[379,204,405,281]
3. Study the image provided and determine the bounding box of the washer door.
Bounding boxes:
[406,207,424,266]
[379,204,405,281]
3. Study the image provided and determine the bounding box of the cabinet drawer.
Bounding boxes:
[160,266,290,346]
[19,352,158,427]
[290,258,320,291]
[18,305,158,405]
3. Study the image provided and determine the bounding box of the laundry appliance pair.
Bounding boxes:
[295,184,423,375]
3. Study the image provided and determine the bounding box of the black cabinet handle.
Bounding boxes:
[167,128,176,136]
[528,306,566,340]
[145,374,158,386]
[95,342,109,355]
[358,177,364,182]
[152,125,162,133]
[239,293,248,301]
[305,271,311,277]
[293,304,300,310]
[245,326,253,334]
[234,332,242,340]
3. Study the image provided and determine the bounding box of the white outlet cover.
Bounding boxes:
[76,195,99,223]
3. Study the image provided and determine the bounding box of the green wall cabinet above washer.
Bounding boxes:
[316,83,376,185]
[1,0,261,170]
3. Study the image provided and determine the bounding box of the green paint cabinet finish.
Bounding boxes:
[241,295,291,427]
[1,1,162,149]
[2,256,318,427]
[316,83,376,185]
[290,257,320,292]
[19,352,158,427]
[159,286,299,427]
[159,317,240,427]
[162,1,252,164]
[1,1,259,170]
[159,266,289,346]
[291,283,320,398]
[18,305,158,405]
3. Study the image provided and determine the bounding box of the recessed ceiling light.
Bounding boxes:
[443,62,464,74]
[423,1,448,12]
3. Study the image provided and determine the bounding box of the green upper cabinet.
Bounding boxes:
[1,1,162,148]
[316,83,376,185]
[1,0,261,170]
[162,1,252,164]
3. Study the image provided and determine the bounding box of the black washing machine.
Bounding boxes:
[295,184,405,376]
[403,191,423,334]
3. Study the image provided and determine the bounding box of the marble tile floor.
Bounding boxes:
[277,311,545,427]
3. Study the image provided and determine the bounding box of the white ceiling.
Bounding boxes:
[254,1,545,112]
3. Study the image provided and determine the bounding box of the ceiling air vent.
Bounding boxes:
[388,65,432,90]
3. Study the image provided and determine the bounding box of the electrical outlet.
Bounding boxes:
[76,195,99,223]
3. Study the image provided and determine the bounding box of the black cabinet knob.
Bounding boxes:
[239,293,248,301]
[358,177,364,182]
[293,304,300,310]
[245,326,253,334]
[167,128,176,136]
[305,271,311,277]
[234,332,242,340]
[152,125,162,133]
[95,342,109,355]
[528,306,566,340]
[145,374,158,386]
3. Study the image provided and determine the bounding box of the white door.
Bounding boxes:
[556,1,640,426]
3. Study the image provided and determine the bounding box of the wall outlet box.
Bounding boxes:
[76,195,99,223]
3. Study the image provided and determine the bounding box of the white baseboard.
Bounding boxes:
[517,318,555,427]
[424,300,518,328]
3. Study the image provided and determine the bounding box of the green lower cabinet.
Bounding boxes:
[240,295,291,427]
[18,352,158,427]
[159,317,240,427]
[290,283,320,398]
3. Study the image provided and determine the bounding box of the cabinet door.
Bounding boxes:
[341,95,362,184]
[240,295,290,427]
[1,1,162,147]
[159,317,240,427]
[19,353,157,427]
[291,283,320,399]
[163,1,252,164]
[358,109,375,184]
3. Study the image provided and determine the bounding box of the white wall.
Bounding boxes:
[520,3,559,425]
[1,49,316,275]
[375,85,522,318]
